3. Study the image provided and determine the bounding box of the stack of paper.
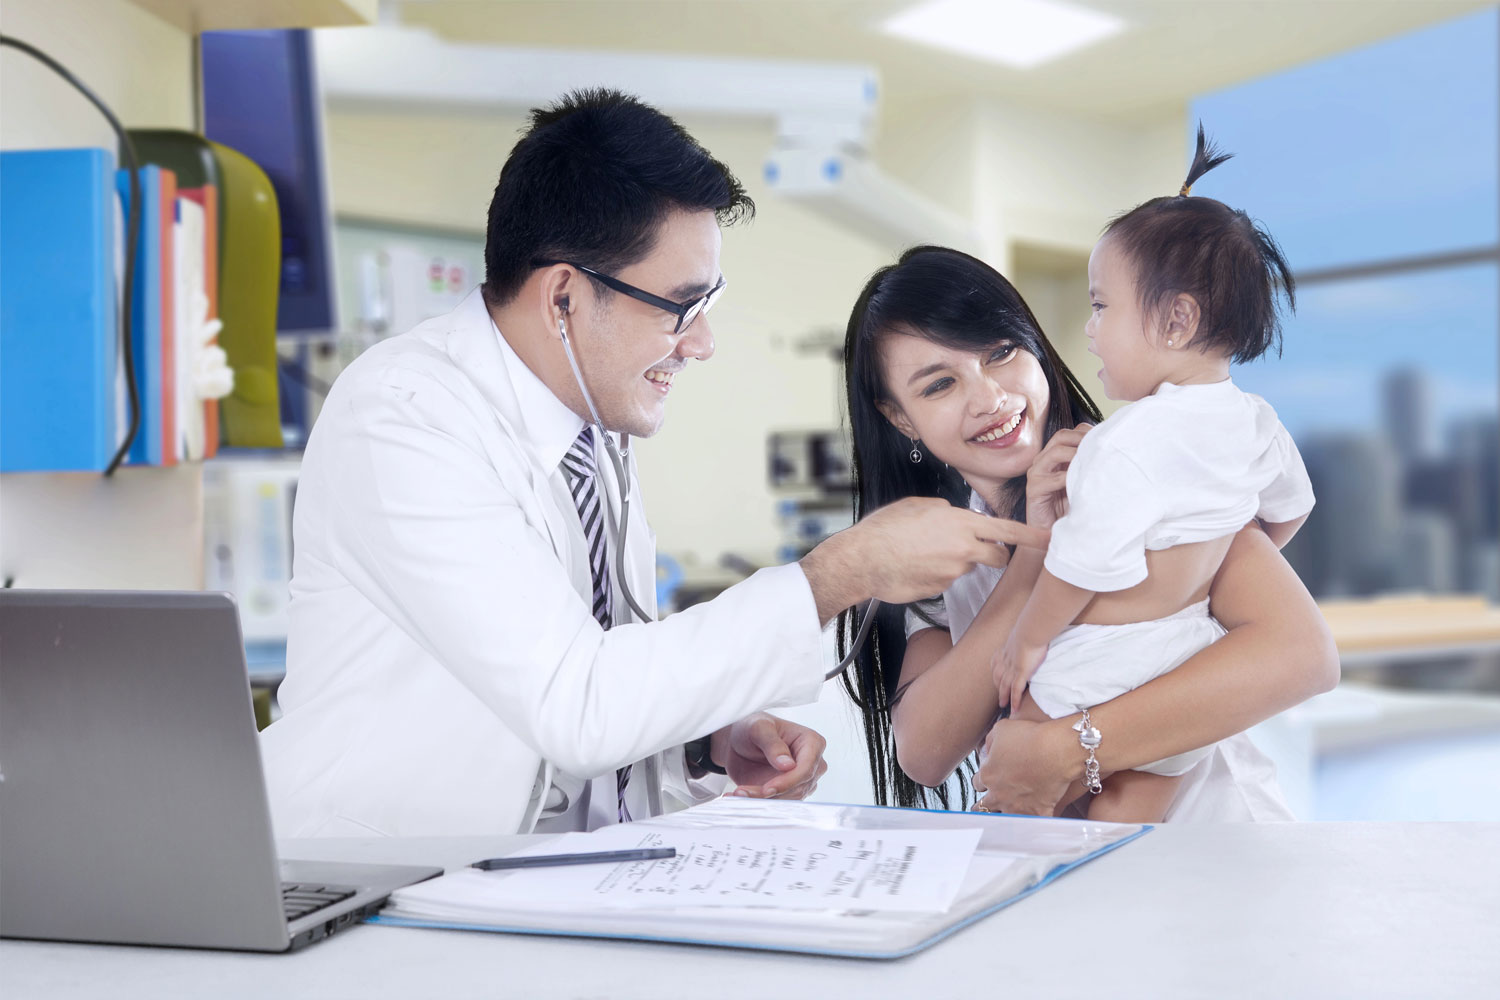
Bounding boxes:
[376,798,1148,959]
[396,825,986,920]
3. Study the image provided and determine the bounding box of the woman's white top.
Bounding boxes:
[1045,379,1315,592]
[905,491,1294,822]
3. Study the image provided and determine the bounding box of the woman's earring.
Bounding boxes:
[908,438,923,464]
[1166,339,1174,346]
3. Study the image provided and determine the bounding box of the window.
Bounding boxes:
[1192,8,1500,599]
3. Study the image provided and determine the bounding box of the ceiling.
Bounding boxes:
[391,0,1494,122]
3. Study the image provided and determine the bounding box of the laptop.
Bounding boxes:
[0,590,442,952]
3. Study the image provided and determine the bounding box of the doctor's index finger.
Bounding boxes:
[963,512,1049,551]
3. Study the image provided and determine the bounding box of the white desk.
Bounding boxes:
[5,822,1496,998]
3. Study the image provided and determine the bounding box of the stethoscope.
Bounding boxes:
[555,309,878,682]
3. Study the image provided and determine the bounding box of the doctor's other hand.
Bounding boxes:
[713,713,828,800]
[802,497,1050,623]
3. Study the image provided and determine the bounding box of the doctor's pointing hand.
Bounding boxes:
[259,89,1035,838]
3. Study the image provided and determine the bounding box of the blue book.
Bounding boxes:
[116,165,165,466]
[0,148,118,472]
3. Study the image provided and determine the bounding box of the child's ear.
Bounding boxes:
[1161,293,1202,349]
[876,399,917,440]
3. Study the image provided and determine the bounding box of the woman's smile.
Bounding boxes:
[969,406,1026,447]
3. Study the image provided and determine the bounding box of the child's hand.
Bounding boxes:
[994,634,1047,711]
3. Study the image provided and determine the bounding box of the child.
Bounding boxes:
[993,126,1315,823]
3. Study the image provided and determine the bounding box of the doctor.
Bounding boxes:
[260,89,1037,837]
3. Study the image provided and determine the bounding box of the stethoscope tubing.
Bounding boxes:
[557,313,873,680]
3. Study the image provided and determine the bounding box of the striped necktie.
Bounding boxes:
[559,427,632,822]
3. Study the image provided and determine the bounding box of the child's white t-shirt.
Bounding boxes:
[1044,378,1314,593]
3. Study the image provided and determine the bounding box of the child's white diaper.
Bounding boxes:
[1028,599,1226,777]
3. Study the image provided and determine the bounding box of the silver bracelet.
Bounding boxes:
[1073,709,1103,794]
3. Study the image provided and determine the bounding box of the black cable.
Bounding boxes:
[1,35,141,476]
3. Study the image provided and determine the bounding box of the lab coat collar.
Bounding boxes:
[445,288,586,475]
[485,312,587,476]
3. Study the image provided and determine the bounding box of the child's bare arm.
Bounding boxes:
[1260,513,1308,549]
[890,545,1043,787]
[994,570,1095,710]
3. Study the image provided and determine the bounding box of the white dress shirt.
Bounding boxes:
[260,289,830,837]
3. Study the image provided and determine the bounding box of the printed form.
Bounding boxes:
[399,826,987,915]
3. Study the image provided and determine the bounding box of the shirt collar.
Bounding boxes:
[487,312,587,473]
[1153,376,1235,397]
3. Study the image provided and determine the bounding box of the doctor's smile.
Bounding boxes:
[644,367,677,393]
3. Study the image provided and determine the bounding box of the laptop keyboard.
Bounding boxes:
[281,882,357,922]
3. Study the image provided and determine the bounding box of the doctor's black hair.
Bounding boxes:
[838,246,1101,810]
[1102,124,1296,364]
[483,88,754,304]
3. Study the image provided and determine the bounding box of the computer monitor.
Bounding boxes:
[201,28,338,335]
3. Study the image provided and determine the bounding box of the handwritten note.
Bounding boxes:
[453,825,985,914]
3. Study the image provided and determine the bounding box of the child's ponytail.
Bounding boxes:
[1179,122,1234,197]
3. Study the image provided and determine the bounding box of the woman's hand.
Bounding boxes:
[1025,424,1092,528]
[972,714,1080,815]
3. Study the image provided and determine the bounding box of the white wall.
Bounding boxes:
[0,0,194,152]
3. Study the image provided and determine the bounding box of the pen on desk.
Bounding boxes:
[470,847,677,871]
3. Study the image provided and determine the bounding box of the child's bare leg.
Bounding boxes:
[1010,690,1051,723]
[1084,769,1181,824]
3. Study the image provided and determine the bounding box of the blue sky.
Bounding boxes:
[1190,7,1498,440]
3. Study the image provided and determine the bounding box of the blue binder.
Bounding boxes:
[116,165,165,466]
[0,148,118,472]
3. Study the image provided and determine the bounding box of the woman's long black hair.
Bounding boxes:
[837,246,1101,809]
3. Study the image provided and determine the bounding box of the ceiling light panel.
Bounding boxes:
[881,0,1126,70]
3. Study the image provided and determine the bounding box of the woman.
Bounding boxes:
[840,246,1338,820]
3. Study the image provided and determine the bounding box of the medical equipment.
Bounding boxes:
[554,309,877,681]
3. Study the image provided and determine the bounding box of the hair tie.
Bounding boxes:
[1178,181,1193,197]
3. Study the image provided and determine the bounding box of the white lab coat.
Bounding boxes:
[260,290,829,837]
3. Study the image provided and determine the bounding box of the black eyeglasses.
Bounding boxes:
[531,259,726,335]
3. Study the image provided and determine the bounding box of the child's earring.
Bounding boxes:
[908,438,923,464]
[1166,338,1174,346]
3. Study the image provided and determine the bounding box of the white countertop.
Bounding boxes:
[5,822,1496,998]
